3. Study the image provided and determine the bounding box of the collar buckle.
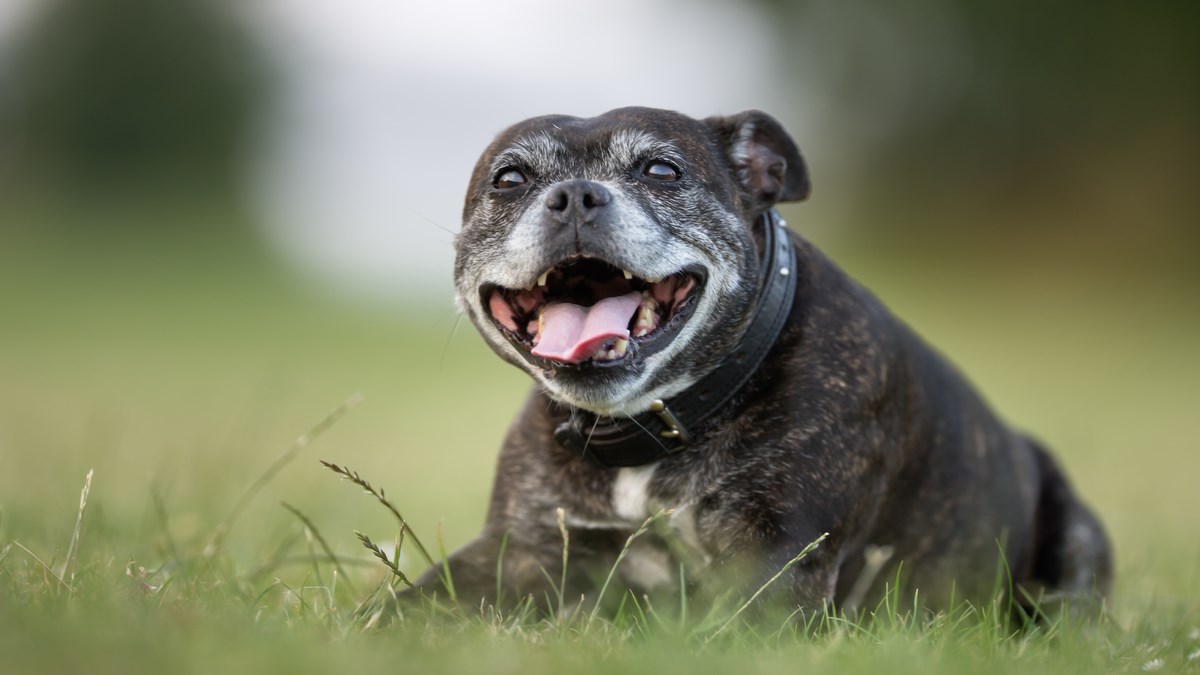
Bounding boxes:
[648,399,689,446]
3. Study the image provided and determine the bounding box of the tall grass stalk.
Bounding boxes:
[706,532,829,642]
[280,501,359,596]
[205,393,363,559]
[588,509,672,625]
[319,459,452,601]
[58,468,93,583]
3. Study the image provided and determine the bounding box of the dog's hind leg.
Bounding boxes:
[1022,440,1114,614]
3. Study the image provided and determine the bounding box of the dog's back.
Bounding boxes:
[793,237,1112,610]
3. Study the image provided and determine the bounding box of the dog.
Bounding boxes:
[416,107,1112,615]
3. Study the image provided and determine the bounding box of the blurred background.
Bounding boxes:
[0,0,1196,609]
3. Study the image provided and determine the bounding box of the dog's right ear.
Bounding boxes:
[705,110,810,208]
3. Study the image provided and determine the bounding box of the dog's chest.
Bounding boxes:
[611,465,658,522]
[601,464,711,590]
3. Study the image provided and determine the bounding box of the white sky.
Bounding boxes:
[1,0,969,307]
[240,0,794,305]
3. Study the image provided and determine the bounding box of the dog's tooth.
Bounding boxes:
[637,299,658,328]
[631,297,659,338]
[622,268,633,280]
[633,320,656,338]
[537,270,549,287]
[613,338,628,357]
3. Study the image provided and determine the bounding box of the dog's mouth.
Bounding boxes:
[481,258,705,368]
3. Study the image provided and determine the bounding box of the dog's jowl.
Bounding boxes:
[419,107,1112,614]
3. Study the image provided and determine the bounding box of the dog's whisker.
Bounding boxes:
[619,413,670,454]
[439,311,469,369]
[580,415,602,458]
[409,208,459,237]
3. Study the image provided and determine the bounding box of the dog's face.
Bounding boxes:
[454,107,808,415]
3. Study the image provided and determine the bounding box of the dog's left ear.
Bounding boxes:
[706,110,810,207]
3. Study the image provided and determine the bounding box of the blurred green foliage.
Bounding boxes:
[2,0,261,196]
[755,0,1199,255]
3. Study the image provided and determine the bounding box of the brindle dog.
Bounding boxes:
[417,107,1111,615]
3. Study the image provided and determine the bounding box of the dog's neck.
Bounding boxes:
[551,208,799,467]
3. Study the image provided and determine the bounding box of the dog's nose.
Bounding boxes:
[544,180,611,225]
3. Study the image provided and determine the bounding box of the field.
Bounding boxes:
[2,197,1197,674]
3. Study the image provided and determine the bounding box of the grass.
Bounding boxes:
[1,455,1195,675]
[1,197,1198,673]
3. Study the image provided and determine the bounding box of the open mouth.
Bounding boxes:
[481,258,704,367]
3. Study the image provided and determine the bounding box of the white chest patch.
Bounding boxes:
[611,463,658,522]
[668,503,707,559]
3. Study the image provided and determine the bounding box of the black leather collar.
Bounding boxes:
[552,208,798,467]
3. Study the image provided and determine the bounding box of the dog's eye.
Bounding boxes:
[643,161,680,181]
[494,168,527,190]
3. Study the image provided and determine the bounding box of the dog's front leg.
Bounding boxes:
[409,527,567,609]
[409,531,503,606]
[412,528,535,607]
[701,530,841,619]
[767,542,841,616]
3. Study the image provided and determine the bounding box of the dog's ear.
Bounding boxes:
[706,110,810,207]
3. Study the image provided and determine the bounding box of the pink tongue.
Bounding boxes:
[531,291,641,363]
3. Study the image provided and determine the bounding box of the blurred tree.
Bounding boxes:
[3,0,261,197]
[752,0,1199,254]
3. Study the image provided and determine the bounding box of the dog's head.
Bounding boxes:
[454,107,808,415]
